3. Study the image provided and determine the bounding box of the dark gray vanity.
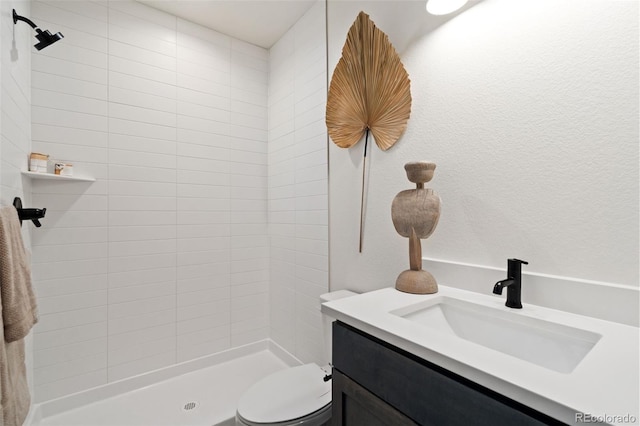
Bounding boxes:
[330,321,566,426]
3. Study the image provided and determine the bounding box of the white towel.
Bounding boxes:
[0,206,38,426]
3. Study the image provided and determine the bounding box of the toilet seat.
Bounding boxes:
[236,363,332,425]
[236,404,331,426]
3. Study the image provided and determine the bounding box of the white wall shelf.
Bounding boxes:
[21,171,95,182]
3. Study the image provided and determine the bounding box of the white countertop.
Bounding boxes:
[322,286,639,426]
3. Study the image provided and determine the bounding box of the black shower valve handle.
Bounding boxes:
[27,208,46,227]
[12,197,46,227]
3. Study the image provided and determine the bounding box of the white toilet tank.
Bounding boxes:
[320,290,357,365]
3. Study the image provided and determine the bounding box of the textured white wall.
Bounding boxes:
[269,0,328,366]
[29,0,268,401]
[329,0,639,295]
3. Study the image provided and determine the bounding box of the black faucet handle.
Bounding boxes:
[506,258,528,283]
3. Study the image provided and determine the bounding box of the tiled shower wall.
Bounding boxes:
[268,1,329,366]
[29,0,268,401]
[1,0,32,215]
[1,0,34,391]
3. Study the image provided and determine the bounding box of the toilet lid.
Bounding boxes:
[237,363,331,424]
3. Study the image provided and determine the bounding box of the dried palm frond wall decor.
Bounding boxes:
[326,11,412,252]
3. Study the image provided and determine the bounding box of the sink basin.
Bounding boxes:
[391,297,601,373]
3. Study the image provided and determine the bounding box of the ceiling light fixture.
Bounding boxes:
[426,0,468,15]
[12,9,64,51]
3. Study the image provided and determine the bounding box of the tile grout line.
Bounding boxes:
[106,0,111,384]
[174,14,179,366]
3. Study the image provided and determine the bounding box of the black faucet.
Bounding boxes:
[493,258,528,309]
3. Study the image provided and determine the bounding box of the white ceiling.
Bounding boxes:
[138,0,317,48]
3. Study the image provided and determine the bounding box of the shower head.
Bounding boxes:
[12,9,64,51]
[34,29,64,50]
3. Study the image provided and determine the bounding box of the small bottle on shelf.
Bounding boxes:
[29,152,49,173]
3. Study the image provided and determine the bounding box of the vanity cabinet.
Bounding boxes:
[330,321,567,426]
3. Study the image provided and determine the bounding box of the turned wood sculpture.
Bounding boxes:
[391,162,441,294]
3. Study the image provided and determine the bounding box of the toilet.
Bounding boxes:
[235,290,357,426]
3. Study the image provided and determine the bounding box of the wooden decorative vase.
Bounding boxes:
[391,162,441,294]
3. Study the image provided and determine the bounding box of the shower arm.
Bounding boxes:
[13,10,40,31]
[12,8,64,51]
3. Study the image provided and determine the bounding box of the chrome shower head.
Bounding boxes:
[13,9,64,51]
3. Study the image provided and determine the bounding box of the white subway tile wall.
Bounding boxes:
[1,0,34,392]
[1,0,32,206]
[269,1,328,366]
[30,0,271,401]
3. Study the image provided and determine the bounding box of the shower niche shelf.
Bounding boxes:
[22,171,95,182]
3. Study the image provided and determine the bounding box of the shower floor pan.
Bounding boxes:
[29,348,291,426]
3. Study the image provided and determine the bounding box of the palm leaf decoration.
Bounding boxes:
[326,11,412,251]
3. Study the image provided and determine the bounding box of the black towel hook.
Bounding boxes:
[13,197,46,227]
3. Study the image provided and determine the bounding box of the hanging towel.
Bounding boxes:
[0,206,38,426]
[0,206,37,341]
